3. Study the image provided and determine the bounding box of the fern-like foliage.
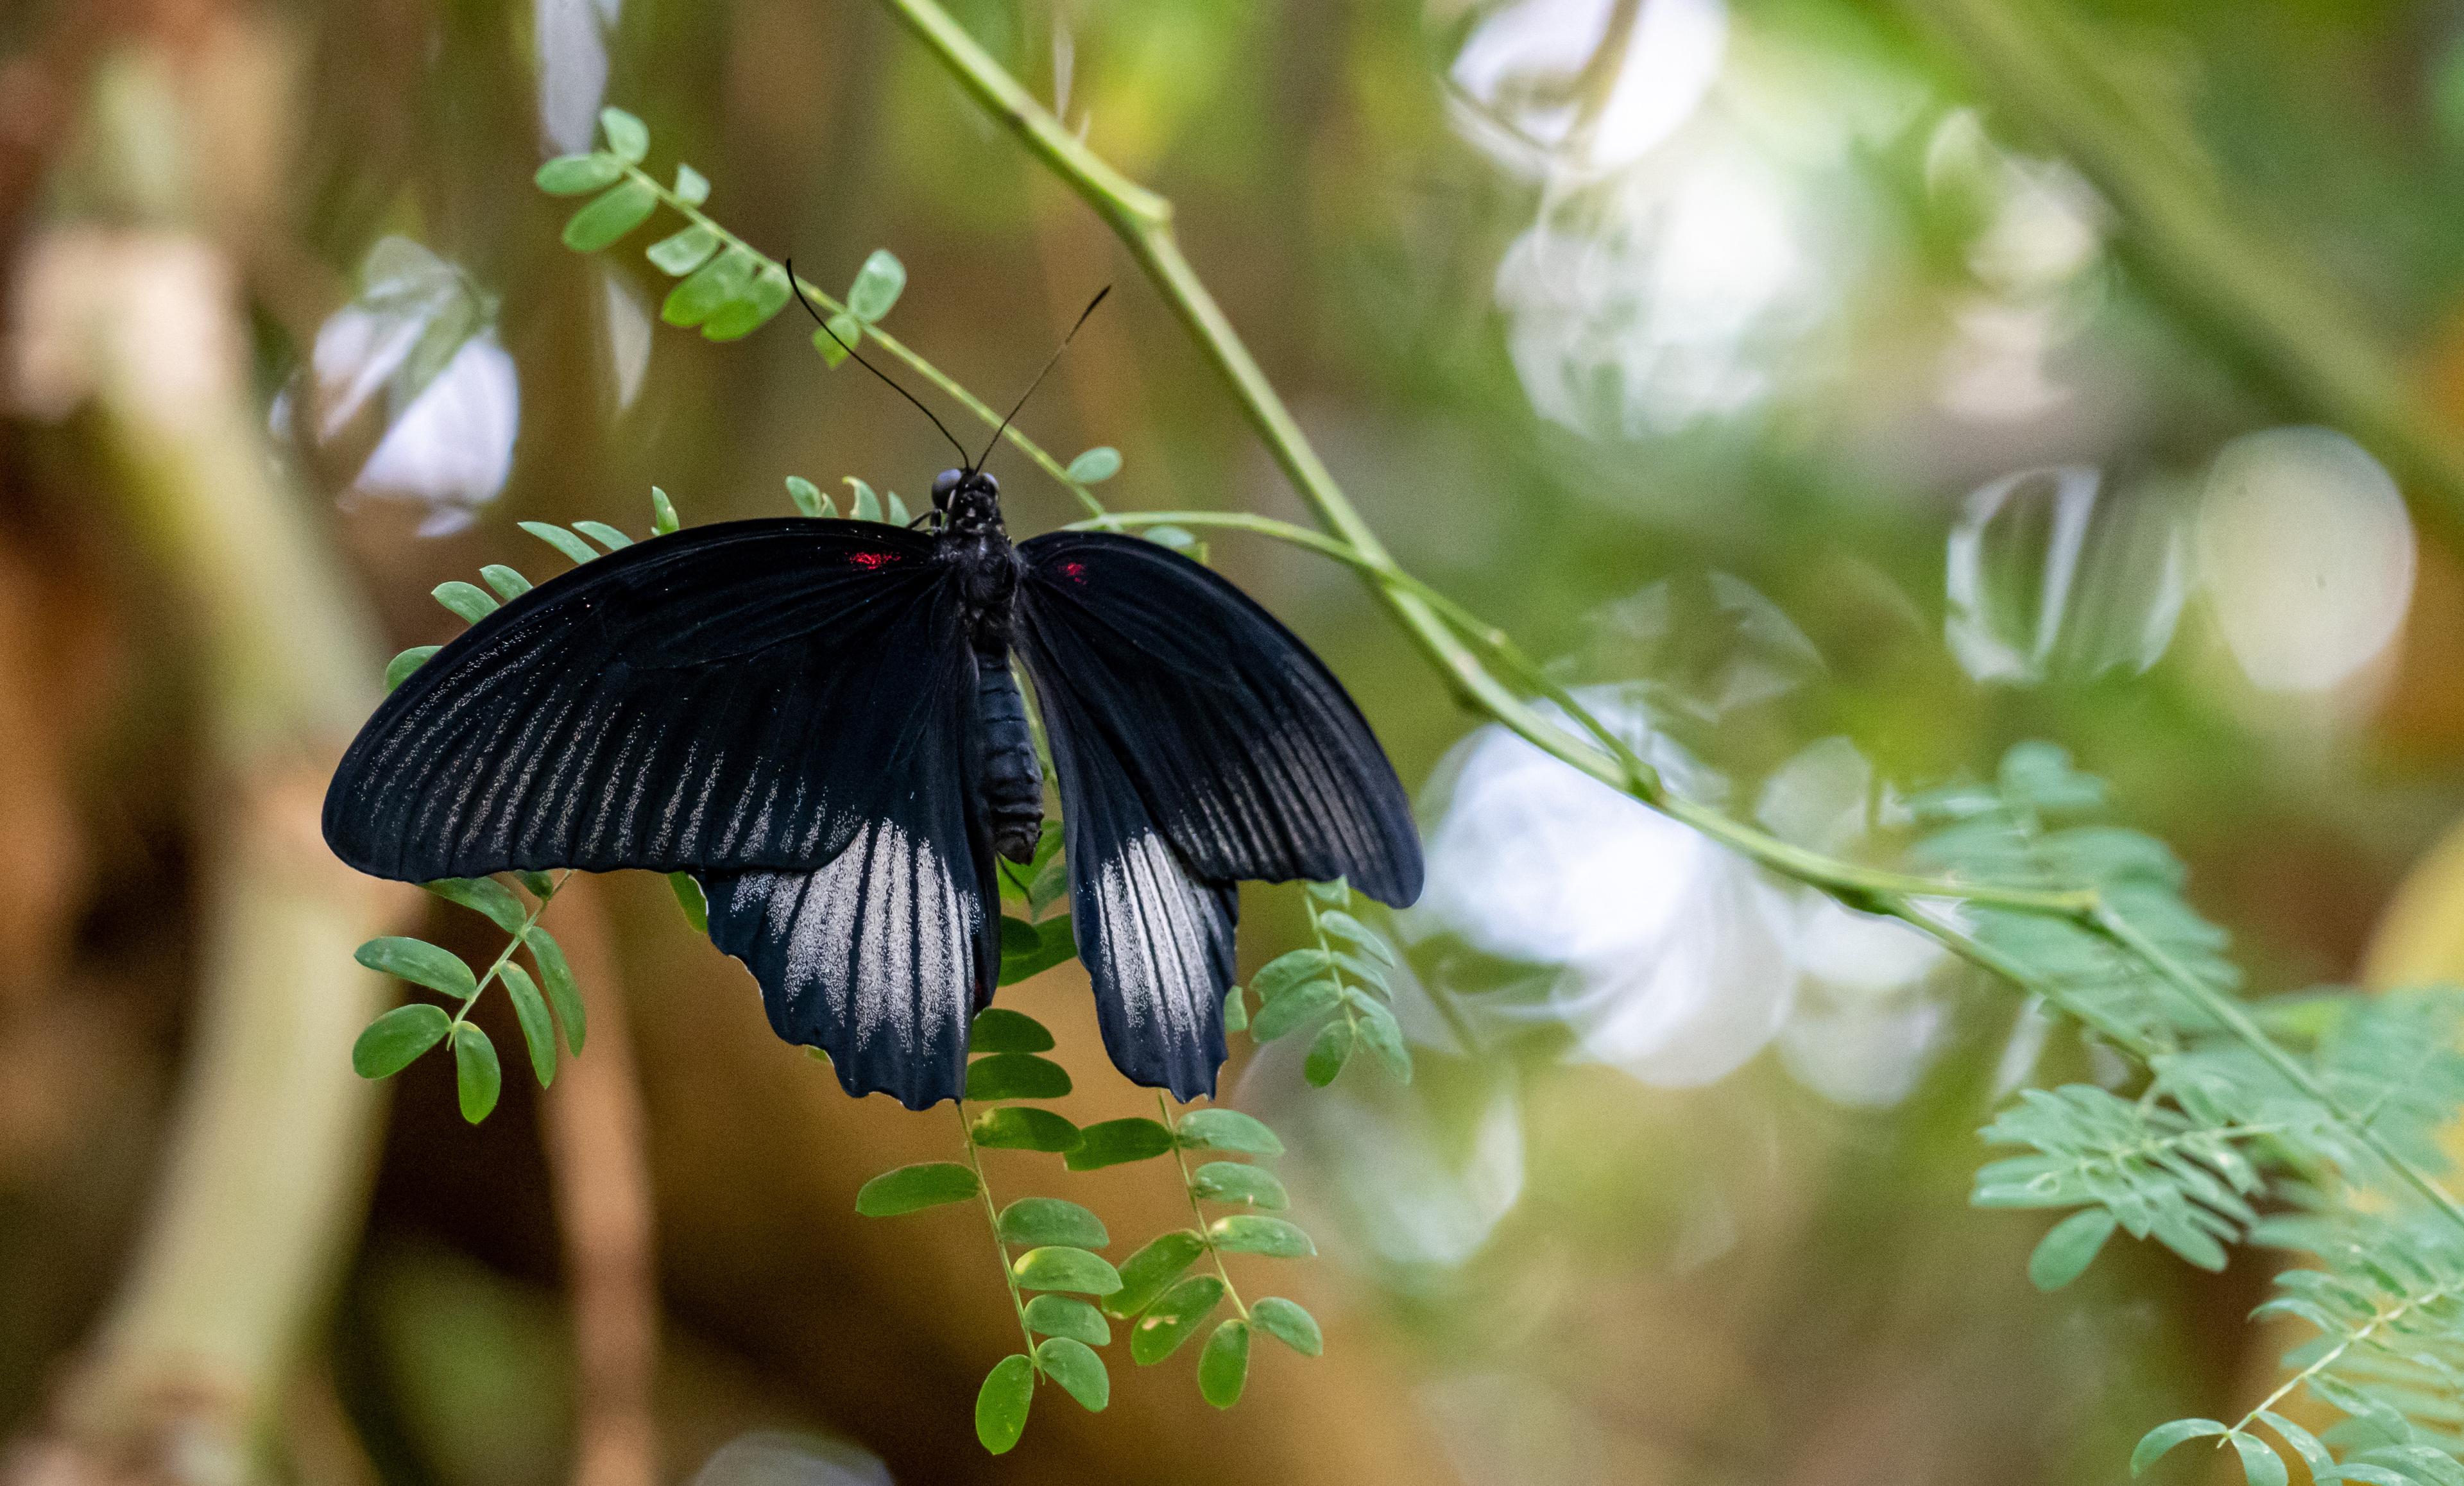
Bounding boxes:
[1922,747,2464,1485]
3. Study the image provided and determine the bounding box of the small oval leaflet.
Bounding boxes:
[783,475,827,518]
[1253,948,1333,1001]
[1011,1245,1123,1295]
[1303,1018,1356,1086]
[966,1052,1072,1102]
[525,927,585,1055]
[519,522,601,567]
[1129,1275,1224,1365]
[1034,1336,1109,1412]
[386,645,440,692]
[563,180,659,253]
[480,564,532,601]
[1197,1319,1251,1409]
[536,153,624,195]
[424,876,528,933]
[1191,1161,1288,1209]
[667,871,708,934]
[971,1106,1080,1153]
[352,1003,451,1079]
[846,249,907,323]
[974,1354,1033,1455]
[1210,1215,1315,1258]
[1251,977,1340,1043]
[501,962,558,1087]
[672,162,710,205]
[355,936,477,1000]
[970,1006,1055,1054]
[855,1161,979,1217]
[1066,1116,1175,1171]
[1106,1230,1205,1319]
[454,1023,502,1123]
[1175,1108,1283,1156]
[648,225,720,278]
[998,1197,1109,1250]
[2130,1417,2227,1476]
[598,107,649,162]
[2029,1207,2118,1292]
[1066,446,1122,484]
[1250,1296,1322,1356]
[573,520,632,552]
[998,918,1078,987]
[432,581,500,624]
[1022,1294,1110,1347]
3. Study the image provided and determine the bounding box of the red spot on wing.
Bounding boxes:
[1059,560,1089,583]
[847,551,899,569]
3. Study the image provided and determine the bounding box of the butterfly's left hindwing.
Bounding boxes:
[699,647,1002,1110]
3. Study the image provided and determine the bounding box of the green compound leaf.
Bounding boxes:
[1253,948,1331,1001]
[1222,985,1248,1033]
[970,1006,1054,1054]
[701,264,792,341]
[2132,1419,2228,1476]
[501,963,557,1087]
[563,179,658,252]
[598,106,649,162]
[525,927,585,1055]
[1250,1297,1322,1356]
[1129,1275,1224,1364]
[672,162,710,205]
[650,486,680,534]
[1209,1215,1315,1258]
[844,478,882,523]
[1191,1161,1288,1210]
[1065,1117,1175,1171]
[432,581,499,624]
[536,153,622,194]
[974,1354,1033,1455]
[663,246,757,328]
[966,1053,1072,1102]
[352,1003,451,1079]
[454,1023,502,1123]
[424,876,527,933]
[1176,1108,1283,1157]
[573,521,632,551]
[1197,1319,1251,1408]
[519,521,600,566]
[1303,1019,1355,1086]
[667,871,708,934]
[1011,1245,1123,1295]
[1000,917,1077,987]
[2029,1208,2118,1292]
[1106,1231,1204,1319]
[647,223,719,276]
[854,1162,979,1217]
[479,564,531,601]
[386,645,440,692]
[355,936,477,999]
[1034,1336,1109,1413]
[971,1106,1081,1153]
[1022,1294,1109,1347]
[783,475,828,518]
[1066,446,1122,484]
[998,1197,1109,1250]
[846,248,906,322]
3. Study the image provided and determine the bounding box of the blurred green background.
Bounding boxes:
[6,0,2464,1482]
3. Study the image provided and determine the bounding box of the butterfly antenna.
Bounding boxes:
[971,285,1111,474]
[784,259,971,466]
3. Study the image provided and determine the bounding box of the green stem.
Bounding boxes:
[1156,1095,1249,1322]
[450,871,569,1030]
[883,0,2464,1237]
[620,165,1106,518]
[957,1100,1041,1362]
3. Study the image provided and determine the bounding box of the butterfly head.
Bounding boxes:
[932,468,1002,534]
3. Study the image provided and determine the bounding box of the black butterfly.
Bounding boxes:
[322,285,1421,1110]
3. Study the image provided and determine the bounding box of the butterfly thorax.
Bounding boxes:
[932,469,1043,864]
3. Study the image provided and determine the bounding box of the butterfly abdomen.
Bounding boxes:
[976,652,1043,864]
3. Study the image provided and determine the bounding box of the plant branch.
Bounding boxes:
[1156,1096,1249,1322]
